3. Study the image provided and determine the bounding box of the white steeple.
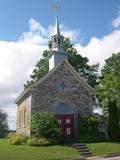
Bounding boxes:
[48,16,68,71]
[55,16,60,35]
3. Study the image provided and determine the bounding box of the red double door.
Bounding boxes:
[56,114,74,139]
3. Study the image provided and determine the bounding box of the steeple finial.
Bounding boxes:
[53,0,59,15]
[53,1,60,35]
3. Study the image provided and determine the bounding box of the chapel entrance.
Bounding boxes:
[54,103,75,139]
[57,114,74,139]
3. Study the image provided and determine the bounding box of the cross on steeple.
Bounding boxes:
[53,0,60,16]
[53,1,60,35]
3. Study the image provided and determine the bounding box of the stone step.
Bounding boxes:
[73,143,86,147]
[78,149,91,152]
[75,146,88,149]
[81,150,92,156]
[81,152,93,157]
[80,150,92,154]
[72,143,94,158]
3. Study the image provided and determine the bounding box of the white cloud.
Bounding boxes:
[112,7,120,28]
[19,18,48,45]
[112,16,120,28]
[0,19,48,130]
[75,29,120,67]
[29,18,46,34]
[4,107,17,130]
[0,16,120,130]
[61,27,80,43]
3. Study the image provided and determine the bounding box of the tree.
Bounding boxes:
[25,57,49,87]
[0,108,9,138]
[77,114,105,142]
[31,112,61,138]
[63,38,99,88]
[24,38,99,88]
[107,100,120,141]
[98,52,120,141]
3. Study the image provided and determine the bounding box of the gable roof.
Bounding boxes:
[15,60,96,104]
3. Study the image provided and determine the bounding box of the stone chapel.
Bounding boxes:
[15,17,96,138]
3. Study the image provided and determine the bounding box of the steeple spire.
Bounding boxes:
[53,0,60,35]
[47,2,68,71]
[51,16,64,50]
[55,16,60,35]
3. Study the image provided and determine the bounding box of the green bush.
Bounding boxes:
[31,112,61,139]
[8,133,28,145]
[28,137,52,146]
[79,133,106,143]
[6,132,16,139]
[77,114,106,143]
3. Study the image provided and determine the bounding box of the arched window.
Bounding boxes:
[23,107,26,127]
[55,103,73,114]
[18,109,21,128]
[58,38,61,45]
[54,38,57,44]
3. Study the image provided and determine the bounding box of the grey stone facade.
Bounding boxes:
[31,61,94,115]
[16,60,95,136]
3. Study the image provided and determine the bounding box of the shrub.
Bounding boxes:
[6,132,16,139]
[79,133,106,143]
[77,114,106,142]
[31,112,61,139]
[28,137,51,146]
[8,133,28,145]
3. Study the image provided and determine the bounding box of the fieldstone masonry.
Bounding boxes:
[31,62,93,114]
[16,61,95,136]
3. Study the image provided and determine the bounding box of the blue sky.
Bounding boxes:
[0,0,119,44]
[0,0,120,129]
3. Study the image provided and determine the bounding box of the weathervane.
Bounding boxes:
[53,0,60,16]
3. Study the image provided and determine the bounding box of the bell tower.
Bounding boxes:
[47,16,68,71]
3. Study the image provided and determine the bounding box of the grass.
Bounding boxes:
[0,139,81,160]
[1,139,120,159]
[87,142,120,157]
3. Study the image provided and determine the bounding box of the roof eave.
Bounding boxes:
[15,88,31,104]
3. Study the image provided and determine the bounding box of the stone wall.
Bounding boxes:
[31,62,94,115]
[16,95,31,136]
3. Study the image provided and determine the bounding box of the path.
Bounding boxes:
[87,156,120,160]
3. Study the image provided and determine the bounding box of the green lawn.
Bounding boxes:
[1,139,120,159]
[0,139,81,160]
[87,142,120,157]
